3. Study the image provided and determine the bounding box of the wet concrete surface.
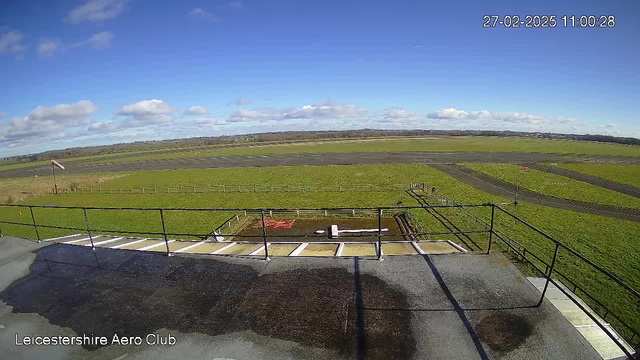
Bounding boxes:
[3,151,636,179]
[0,236,602,359]
[433,163,640,222]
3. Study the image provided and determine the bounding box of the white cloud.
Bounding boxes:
[378,108,420,122]
[73,31,114,49]
[37,32,114,58]
[228,97,252,106]
[118,99,175,126]
[88,120,121,133]
[66,0,129,24]
[188,8,220,22]
[0,100,98,143]
[184,106,209,116]
[0,30,26,56]
[195,117,227,125]
[426,108,545,124]
[0,112,6,118]
[228,108,282,122]
[37,38,62,57]
[283,103,367,119]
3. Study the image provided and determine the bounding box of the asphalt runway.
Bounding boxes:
[431,164,640,223]
[3,151,639,178]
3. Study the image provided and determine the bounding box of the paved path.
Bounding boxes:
[4,151,639,178]
[431,164,640,223]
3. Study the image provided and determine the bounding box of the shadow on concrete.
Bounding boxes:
[0,243,417,359]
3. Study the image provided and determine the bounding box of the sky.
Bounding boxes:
[1,0,639,157]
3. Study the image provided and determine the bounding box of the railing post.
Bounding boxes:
[29,206,40,242]
[487,205,495,254]
[377,207,383,261]
[538,243,560,307]
[82,208,95,251]
[160,209,171,256]
[261,209,270,261]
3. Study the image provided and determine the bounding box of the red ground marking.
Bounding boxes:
[253,219,296,229]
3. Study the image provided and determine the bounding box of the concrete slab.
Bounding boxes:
[255,243,299,256]
[418,241,461,254]
[381,242,417,255]
[299,243,339,256]
[342,243,376,257]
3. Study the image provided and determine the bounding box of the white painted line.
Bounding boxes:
[211,242,236,254]
[111,238,147,249]
[87,237,124,247]
[412,241,425,255]
[376,243,384,256]
[64,236,101,244]
[290,243,308,257]
[174,241,206,253]
[138,240,174,251]
[249,244,268,256]
[43,233,82,242]
[446,240,468,253]
[336,243,345,256]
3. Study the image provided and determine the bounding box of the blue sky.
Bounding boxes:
[1,0,639,156]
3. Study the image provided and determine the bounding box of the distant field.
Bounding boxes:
[78,136,640,165]
[0,163,638,340]
[462,163,640,210]
[557,163,640,188]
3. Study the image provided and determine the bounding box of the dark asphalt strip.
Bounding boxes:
[432,164,640,223]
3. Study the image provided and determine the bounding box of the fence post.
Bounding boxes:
[487,205,495,254]
[82,208,95,250]
[29,206,40,242]
[377,207,383,261]
[537,243,560,307]
[261,209,270,261]
[160,209,171,256]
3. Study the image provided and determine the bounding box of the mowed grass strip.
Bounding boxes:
[1,163,638,339]
[462,163,640,209]
[81,136,640,166]
[556,163,640,188]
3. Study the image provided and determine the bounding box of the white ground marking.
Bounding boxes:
[249,244,268,256]
[87,237,124,247]
[63,236,102,244]
[111,238,147,249]
[289,243,308,256]
[138,240,174,251]
[43,233,82,242]
[211,242,237,254]
[412,241,426,255]
[174,241,206,253]
[446,240,468,253]
[336,243,345,256]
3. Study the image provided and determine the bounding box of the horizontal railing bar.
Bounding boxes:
[0,203,495,211]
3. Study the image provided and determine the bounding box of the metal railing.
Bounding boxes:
[0,201,638,358]
[54,183,416,195]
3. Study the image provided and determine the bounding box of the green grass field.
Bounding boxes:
[462,163,640,209]
[79,136,640,165]
[0,162,638,341]
[557,163,640,188]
